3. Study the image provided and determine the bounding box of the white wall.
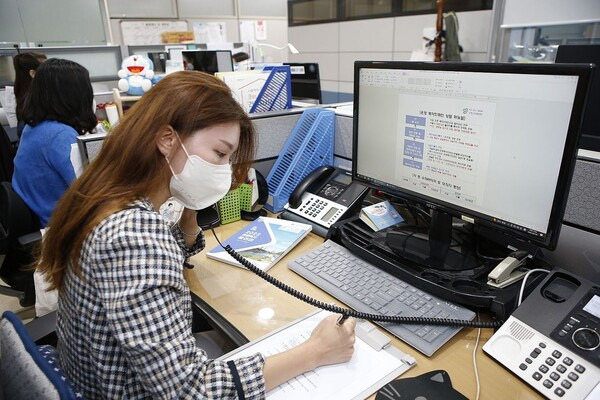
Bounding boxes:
[108,0,290,64]
[502,0,600,27]
[289,10,493,96]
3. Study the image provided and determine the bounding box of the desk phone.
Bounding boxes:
[483,270,600,399]
[283,166,368,233]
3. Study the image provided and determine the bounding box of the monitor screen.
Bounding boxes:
[555,44,600,152]
[353,61,592,258]
[181,50,233,75]
[284,62,322,103]
[77,132,107,166]
[147,51,167,73]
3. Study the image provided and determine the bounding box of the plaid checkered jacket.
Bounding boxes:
[57,199,265,399]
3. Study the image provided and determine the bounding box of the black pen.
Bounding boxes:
[336,314,349,326]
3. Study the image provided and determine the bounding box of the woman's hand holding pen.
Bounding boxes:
[305,314,356,368]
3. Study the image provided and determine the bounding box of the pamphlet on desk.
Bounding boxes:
[220,309,417,399]
[206,217,312,272]
[359,200,405,231]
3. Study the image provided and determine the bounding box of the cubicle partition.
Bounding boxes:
[9,45,122,83]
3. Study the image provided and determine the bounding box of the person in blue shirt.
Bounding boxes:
[12,58,97,227]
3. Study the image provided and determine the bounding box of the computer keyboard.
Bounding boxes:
[287,239,476,356]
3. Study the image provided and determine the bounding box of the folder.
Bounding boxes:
[219,309,417,399]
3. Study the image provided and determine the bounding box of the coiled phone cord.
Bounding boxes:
[211,227,502,329]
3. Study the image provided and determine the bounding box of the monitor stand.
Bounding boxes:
[385,210,484,271]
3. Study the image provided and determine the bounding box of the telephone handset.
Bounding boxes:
[284,166,368,233]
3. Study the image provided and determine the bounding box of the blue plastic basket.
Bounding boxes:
[265,109,334,212]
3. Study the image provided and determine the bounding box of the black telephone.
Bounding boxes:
[282,166,368,236]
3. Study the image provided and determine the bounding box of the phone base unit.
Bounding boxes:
[483,270,600,400]
[283,167,368,236]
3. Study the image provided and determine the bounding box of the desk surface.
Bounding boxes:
[185,220,542,400]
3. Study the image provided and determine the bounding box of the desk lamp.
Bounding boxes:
[252,42,299,63]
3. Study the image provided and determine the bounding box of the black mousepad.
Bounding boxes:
[375,370,468,400]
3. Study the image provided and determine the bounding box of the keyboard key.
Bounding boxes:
[556,364,567,373]
[574,364,585,374]
[532,372,542,381]
[554,388,565,397]
[550,372,560,381]
[561,380,572,389]
[568,372,578,381]
[519,363,528,371]
[317,271,344,287]
[546,358,556,366]
[539,365,549,373]
[543,379,554,389]
[424,331,440,343]
[563,357,573,366]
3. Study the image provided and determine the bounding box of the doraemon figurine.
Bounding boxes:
[117,55,154,96]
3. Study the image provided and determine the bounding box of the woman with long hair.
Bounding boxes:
[12,51,47,137]
[12,58,97,227]
[37,71,355,398]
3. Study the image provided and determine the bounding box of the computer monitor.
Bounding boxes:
[555,44,600,152]
[181,50,233,75]
[147,51,168,73]
[77,132,107,167]
[284,62,322,104]
[353,61,592,271]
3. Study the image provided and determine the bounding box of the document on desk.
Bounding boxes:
[220,309,417,400]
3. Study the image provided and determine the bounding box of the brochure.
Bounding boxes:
[359,200,405,231]
[207,217,312,272]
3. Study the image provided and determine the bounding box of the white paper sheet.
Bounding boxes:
[223,310,413,400]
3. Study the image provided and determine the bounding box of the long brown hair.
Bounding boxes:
[38,71,256,290]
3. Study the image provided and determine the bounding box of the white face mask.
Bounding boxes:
[165,135,232,210]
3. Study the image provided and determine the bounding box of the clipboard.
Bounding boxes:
[219,309,417,400]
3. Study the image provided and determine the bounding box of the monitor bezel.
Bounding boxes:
[555,44,600,152]
[352,61,593,250]
[283,62,323,103]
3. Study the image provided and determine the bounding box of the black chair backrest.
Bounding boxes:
[0,125,15,182]
[0,181,40,289]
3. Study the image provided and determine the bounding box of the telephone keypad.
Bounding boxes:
[515,335,596,399]
[294,195,348,228]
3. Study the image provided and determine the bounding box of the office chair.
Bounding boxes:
[0,181,41,307]
[0,125,15,182]
[0,310,81,399]
[0,294,246,398]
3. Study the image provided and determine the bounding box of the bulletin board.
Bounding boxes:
[120,20,189,45]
